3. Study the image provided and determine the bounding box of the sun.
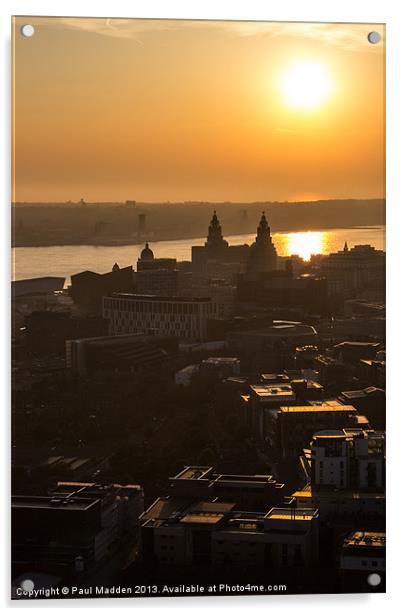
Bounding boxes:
[279,61,333,111]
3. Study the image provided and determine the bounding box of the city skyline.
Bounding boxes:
[13,18,385,203]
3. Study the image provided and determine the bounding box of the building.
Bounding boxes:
[243,378,324,441]
[276,403,368,458]
[308,428,385,490]
[103,293,216,341]
[338,386,385,430]
[12,482,144,583]
[237,271,328,315]
[315,244,385,295]
[333,341,383,365]
[199,357,241,378]
[191,211,250,281]
[228,321,318,355]
[246,212,277,273]
[340,531,385,584]
[314,355,351,387]
[291,485,385,520]
[24,311,108,353]
[66,333,177,375]
[139,496,319,568]
[136,243,179,295]
[358,358,385,389]
[167,466,284,511]
[70,265,134,313]
[175,364,199,386]
[12,276,65,298]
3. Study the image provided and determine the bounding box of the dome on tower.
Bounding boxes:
[112,262,120,272]
[140,242,154,261]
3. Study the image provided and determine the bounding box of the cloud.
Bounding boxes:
[33,17,385,52]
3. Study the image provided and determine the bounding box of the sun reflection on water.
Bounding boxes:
[275,231,328,261]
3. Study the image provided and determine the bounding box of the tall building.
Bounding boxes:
[205,210,229,250]
[308,428,385,490]
[191,211,249,280]
[246,212,277,273]
[276,403,369,458]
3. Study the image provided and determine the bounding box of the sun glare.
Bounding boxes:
[281,231,327,261]
[279,61,333,111]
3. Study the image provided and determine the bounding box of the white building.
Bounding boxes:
[310,428,385,490]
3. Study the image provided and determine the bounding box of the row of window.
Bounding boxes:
[104,299,214,315]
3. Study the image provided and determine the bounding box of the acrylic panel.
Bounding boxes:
[11,16,385,600]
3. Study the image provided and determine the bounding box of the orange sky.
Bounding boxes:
[12,17,385,202]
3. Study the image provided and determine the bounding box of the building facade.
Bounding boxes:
[103,293,216,341]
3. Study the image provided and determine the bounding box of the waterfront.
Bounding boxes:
[12,225,385,282]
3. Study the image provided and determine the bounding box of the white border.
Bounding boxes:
[1,0,401,613]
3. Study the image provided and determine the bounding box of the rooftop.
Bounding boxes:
[250,383,295,400]
[265,507,318,521]
[109,293,212,303]
[12,494,99,512]
[343,531,385,549]
[279,404,356,414]
[292,486,385,500]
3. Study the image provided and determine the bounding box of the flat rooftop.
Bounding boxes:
[265,507,318,521]
[343,531,385,549]
[292,487,385,500]
[250,384,295,400]
[172,466,213,481]
[279,404,356,414]
[109,293,211,303]
[12,495,99,512]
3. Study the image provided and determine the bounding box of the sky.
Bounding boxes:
[12,17,385,203]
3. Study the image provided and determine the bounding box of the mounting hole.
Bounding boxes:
[367,573,382,587]
[21,579,35,592]
[21,24,35,38]
[367,31,381,44]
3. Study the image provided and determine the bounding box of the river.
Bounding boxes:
[12,226,385,283]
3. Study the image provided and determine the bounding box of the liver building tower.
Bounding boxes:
[247,212,277,273]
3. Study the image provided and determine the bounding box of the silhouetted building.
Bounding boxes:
[138,213,147,237]
[333,341,382,365]
[12,482,144,584]
[24,311,108,353]
[136,243,179,295]
[70,265,134,313]
[338,387,385,430]
[191,211,249,280]
[246,212,277,273]
[12,276,65,299]
[314,244,385,295]
[66,333,177,375]
[237,272,328,315]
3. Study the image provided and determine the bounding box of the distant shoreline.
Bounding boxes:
[12,224,385,249]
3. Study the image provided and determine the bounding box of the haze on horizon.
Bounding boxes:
[12,18,385,203]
